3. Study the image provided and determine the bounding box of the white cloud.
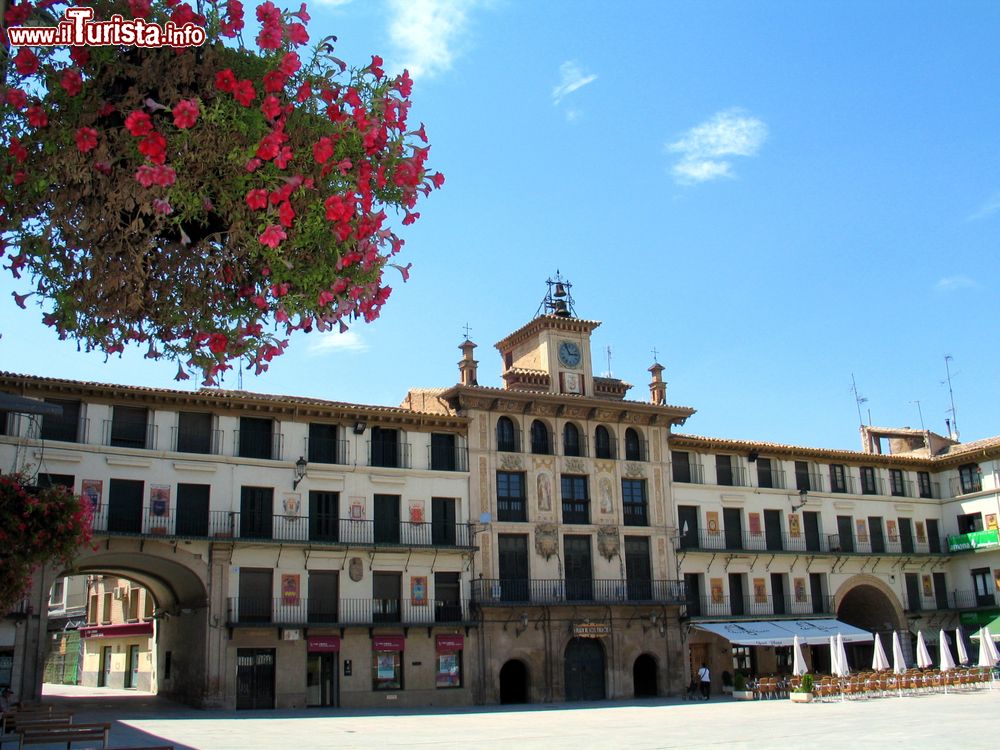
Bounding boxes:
[968,193,1000,221]
[667,108,768,185]
[552,61,597,105]
[387,0,476,79]
[307,330,370,355]
[935,275,979,293]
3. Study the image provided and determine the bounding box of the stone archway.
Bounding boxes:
[835,576,905,672]
[499,659,530,704]
[633,653,658,697]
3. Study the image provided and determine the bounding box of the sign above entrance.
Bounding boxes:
[573,622,610,638]
[373,635,405,651]
[80,622,154,639]
[436,634,464,652]
[307,635,341,652]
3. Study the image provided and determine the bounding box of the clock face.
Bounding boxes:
[558,341,582,368]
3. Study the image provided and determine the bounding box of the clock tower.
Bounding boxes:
[494,274,631,400]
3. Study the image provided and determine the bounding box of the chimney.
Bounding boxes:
[648,362,666,405]
[458,339,478,386]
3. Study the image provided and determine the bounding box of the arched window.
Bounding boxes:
[595,426,613,459]
[564,423,581,457]
[625,428,643,461]
[497,417,518,452]
[531,420,550,455]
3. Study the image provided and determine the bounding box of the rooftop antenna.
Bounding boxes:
[909,400,925,431]
[605,346,612,377]
[535,270,576,318]
[850,373,868,428]
[943,355,959,440]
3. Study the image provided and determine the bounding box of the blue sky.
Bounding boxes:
[2,0,999,450]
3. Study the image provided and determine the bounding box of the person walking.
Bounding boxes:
[698,662,711,700]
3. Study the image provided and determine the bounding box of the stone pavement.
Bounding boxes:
[40,683,1000,750]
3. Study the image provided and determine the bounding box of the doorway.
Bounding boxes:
[306,653,338,707]
[564,638,605,701]
[499,659,529,704]
[633,654,658,697]
[125,645,140,689]
[98,646,112,687]
[236,649,275,710]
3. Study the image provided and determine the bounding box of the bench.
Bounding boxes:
[3,711,74,734]
[18,722,110,749]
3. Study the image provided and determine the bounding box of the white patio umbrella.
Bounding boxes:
[892,630,907,674]
[871,633,890,672]
[792,635,808,676]
[978,627,1000,667]
[916,631,933,669]
[829,635,840,675]
[834,633,851,677]
[956,628,970,665]
[939,629,956,672]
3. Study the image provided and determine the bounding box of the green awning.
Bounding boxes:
[960,611,1000,628]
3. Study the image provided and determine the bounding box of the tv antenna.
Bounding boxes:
[909,400,925,431]
[942,355,959,440]
[605,346,612,377]
[850,373,868,427]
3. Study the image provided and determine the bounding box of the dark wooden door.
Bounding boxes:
[803,512,821,551]
[868,517,885,553]
[771,573,786,615]
[240,487,273,539]
[108,479,143,533]
[905,573,922,612]
[809,573,825,614]
[624,537,652,601]
[933,572,949,610]
[498,535,529,602]
[677,506,699,548]
[764,510,783,551]
[836,516,854,552]
[175,483,209,537]
[432,497,456,545]
[685,574,702,617]
[374,494,400,544]
[899,518,915,553]
[236,649,275,709]
[927,519,941,553]
[729,574,745,616]
[564,638,605,701]
[564,535,593,601]
[309,491,339,542]
[723,508,743,550]
[238,568,273,623]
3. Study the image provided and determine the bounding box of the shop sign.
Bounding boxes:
[373,635,405,651]
[307,635,341,652]
[948,529,1000,552]
[435,634,464,652]
[573,622,610,638]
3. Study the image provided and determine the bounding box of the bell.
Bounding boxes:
[553,283,567,298]
[552,299,568,316]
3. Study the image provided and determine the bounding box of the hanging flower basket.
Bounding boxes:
[0,0,443,383]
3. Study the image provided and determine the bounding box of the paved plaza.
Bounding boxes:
[38,683,1000,749]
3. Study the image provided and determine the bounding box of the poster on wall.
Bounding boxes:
[794,577,807,603]
[886,519,898,541]
[915,521,926,543]
[922,575,933,598]
[81,479,102,512]
[788,514,801,538]
[753,578,767,604]
[411,576,428,606]
[281,574,300,606]
[710,578,724,604]
[377,654,396,680]
[150,485,170,517]
[748,513,762,536]
[706,511,720,535]
[409,501,424,524]
[987,514,999,532]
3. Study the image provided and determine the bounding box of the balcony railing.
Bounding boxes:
[755,468,787,490]
[89,507,475,547]
[950,590,1000,610]
[226,597,472,626]
[562,435,590,458]
[427,444,469,472]
[472,578,685,605]
[677,527,947,556]
[902,590,953,613]
[951,477,984,496]
[171,426,223,455]
[368,441,412,469]
[715,465,748,487]
[673,462,705,484]
[622,439,649,463]
[234,430,284,460]
[103,420,156,450]
[795,472,826,492]
[306,437,350,465]
[686,594,834,619]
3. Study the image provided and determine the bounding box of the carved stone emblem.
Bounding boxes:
[348,557,364,582]
[624,461,645,478]
[498,453,524,471]
[535,523,558,560]
[564,457,585,473]
[597,526,620,561]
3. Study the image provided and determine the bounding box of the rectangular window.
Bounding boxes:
[434,572,461,623]
[110,406,149,449]
[307,570,338,623]
[239,417,275,460]
[972,568,993,607]
[372,572,401,624]
[860,467,877,495]
[102,592,112,623]
[561,475,590,524]
[795,461,811,491]
[374,495,401,544]
[430,433,458,471]
[497,534,530,602]
[176,411,213,454]
[40,399,82,442]
[672,451,692,483]
[309,490,339,542]
[240,486,274,539]
[716,455,734,486]
[756,458,774,489]
[308,423,339,464]
[829,464,847,493]
[624,536,652,601]
[918,471,933,499]
[497,472,526,522]
[370,427,400,468]
[889,469,906,497]
[37,473,74,490]
[959,464,982,494]
[622,479,648,526]
[957,513,983,534]
[108,478,144,533]
[176,483,210,537]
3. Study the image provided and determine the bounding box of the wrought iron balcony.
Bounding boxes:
[305,436,350,465]
[171,426,223,455]
[949,589,1000,610]
[89,506,475,548]
[234,430,284,461]
[472,578,685,606]
[226,597,472,626]
[686,594,834,619]
[427,444,469,472]
[368,440,412,468]
[103,419,156,450]
[676,527,947,556]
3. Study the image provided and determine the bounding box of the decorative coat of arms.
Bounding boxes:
[535,523,558,560]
